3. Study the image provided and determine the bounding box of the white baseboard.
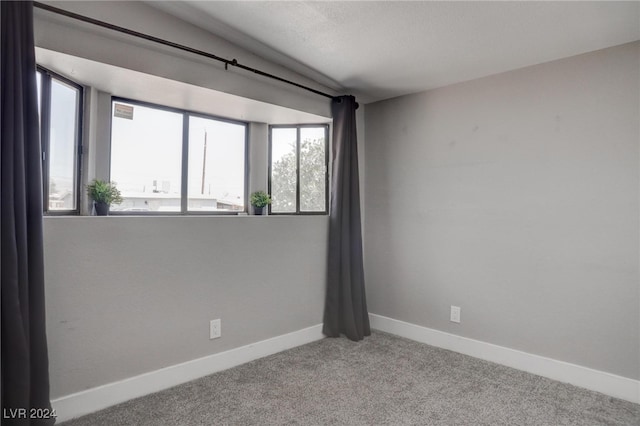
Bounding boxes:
[52,324,324,423]
[51,317,640,422]
[369,313,639,404]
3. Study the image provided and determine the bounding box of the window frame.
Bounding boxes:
[109,96,249,215]
[37,65,84,215]
[268,124,329,216]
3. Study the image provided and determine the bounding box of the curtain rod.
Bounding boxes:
[33,1,337,101]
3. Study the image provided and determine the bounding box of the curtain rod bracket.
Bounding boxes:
[226,59,238,71]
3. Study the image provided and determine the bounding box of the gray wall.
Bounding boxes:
[36,2,333,398]
[44,216,327,398]
[364,42,640,380]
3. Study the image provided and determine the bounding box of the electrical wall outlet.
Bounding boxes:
[450,306,461,323]
[209,319,221,339]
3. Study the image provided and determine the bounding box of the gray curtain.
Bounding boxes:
[1,2,55,424]
[323,95,371,341]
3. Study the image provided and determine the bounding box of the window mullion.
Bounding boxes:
[40,73,52,212]
[73,85,83,215]
[267,127,273,215]
[181,113,190,214]
[296,127,301,214]
[324,125,330,214]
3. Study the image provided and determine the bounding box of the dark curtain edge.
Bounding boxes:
[1,1,55,425]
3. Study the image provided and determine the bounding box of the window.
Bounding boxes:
[110,98,247,214]
[36,67,83,213]
[187,115,246,212]
[269,125,328,214]
[110,101,183,212]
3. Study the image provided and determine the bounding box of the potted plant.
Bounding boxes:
[250,191,271,215]
[87,179,123,216]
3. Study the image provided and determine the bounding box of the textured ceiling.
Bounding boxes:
[149,1,640,103]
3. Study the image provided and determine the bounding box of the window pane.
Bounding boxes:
[299,127,326,212]
[110,102,183,212]
[271,128,297,213]
[188,116,245,212]
[48,79,79,211]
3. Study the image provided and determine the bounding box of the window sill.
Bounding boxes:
[43,214,329,219]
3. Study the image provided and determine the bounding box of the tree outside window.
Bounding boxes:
[270,125,328,214]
